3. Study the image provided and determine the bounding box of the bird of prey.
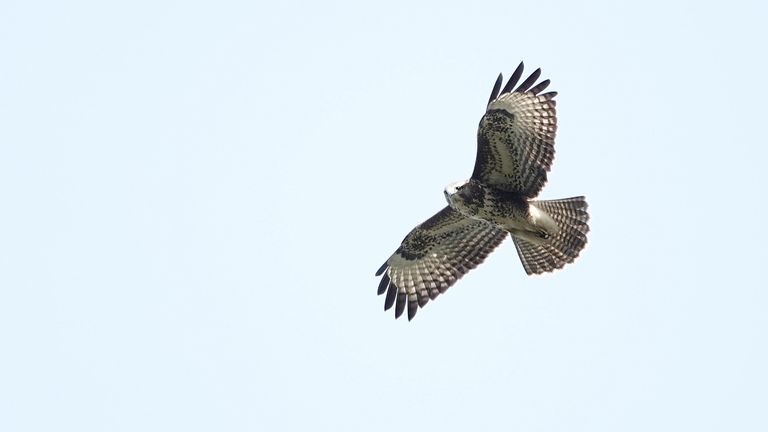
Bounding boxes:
[375,62,589,320]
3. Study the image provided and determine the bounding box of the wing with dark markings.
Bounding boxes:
[473,62,558,198]
[375,206,507,320]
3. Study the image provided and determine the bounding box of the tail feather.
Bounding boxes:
[513,196,589,275]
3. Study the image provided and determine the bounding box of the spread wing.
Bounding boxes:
[472,62,558,198]
[375,206,507,320]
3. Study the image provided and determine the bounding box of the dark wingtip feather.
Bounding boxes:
[395,291,406,319]
[384,281,398,310]
[407,300,418,321]
[540,91,558,99]
[377,274,390,295]
[529,78,550,95]
[501,62,525,95]
[487,73,503,106]
[515,68,541,93]
[375,261,388,276]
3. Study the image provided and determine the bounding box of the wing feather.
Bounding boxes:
[472,64,558,197]
[375,206,507,320]
[377,273,390,295]
[514,68,541,92]
[528,79,551,95]
[384,278,398,310]
[500,61,525,95]
[487,73,503,107]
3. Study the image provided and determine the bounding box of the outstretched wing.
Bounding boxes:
[472,62,558,198]
[375,206,507,320]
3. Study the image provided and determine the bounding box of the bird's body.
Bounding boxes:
[445,179,559,245]
[376,63,590,320]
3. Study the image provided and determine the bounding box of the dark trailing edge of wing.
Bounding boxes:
[380,277,418,320]
[378,261,412,317]
[377,263,420,320]
[489,62,553,106]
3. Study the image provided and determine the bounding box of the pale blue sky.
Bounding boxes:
[1,0,767,431]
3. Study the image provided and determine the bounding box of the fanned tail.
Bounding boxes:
[513,196,589,275]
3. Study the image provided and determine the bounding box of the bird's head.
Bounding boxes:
[444,179,489,218]
[444,179,471,205]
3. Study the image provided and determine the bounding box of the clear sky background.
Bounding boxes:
[1,0,767,431]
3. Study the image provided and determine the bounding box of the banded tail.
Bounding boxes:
[513,196,589,275]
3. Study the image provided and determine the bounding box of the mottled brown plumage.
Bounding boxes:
[376,62,589,320]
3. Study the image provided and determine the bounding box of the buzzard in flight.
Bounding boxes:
[375,62,589,320]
